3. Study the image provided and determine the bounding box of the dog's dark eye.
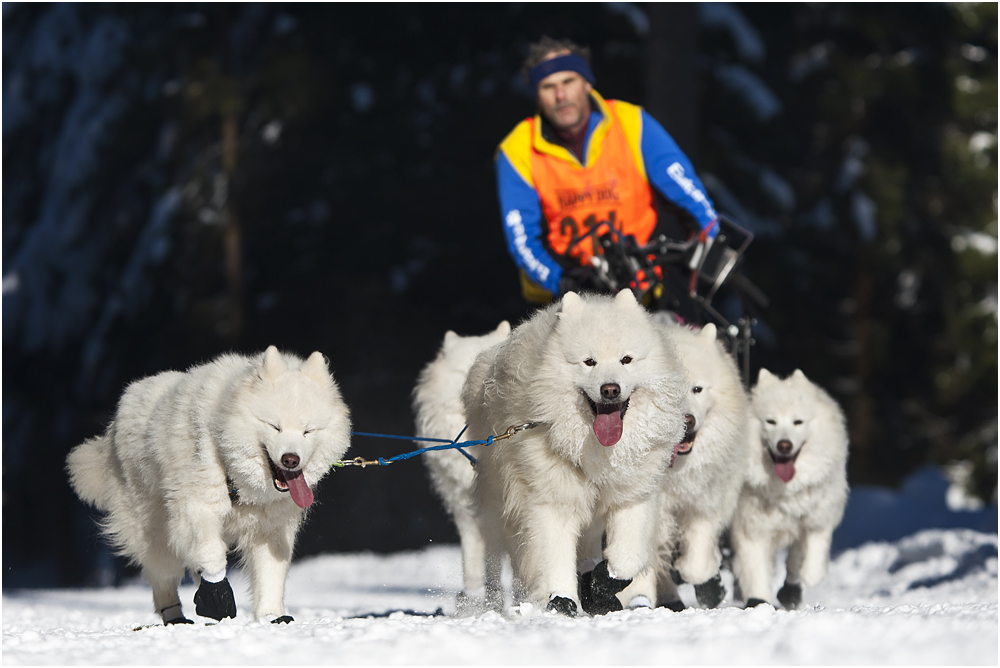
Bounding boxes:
[620,356,633,365]
[584,358,597,367]
[692,386,703,394]
[268,422,281,432]
[303,429,313,435]
[766,419,776,425]
[793,420,803,426]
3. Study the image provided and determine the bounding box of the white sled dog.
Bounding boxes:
[730,368,849,609]
[67,346,351,624]
[412,321,511,609]
[622,322,750,610]
[463,290,689,616]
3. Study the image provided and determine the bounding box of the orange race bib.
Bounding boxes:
[528,100,657,264]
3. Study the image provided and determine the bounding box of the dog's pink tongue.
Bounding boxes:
[284,470,314,508]
[774,460,796,483]
[593,412,623,447]
[668,442,680,468]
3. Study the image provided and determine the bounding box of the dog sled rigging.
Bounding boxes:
[560,213,769,387]
[339,423,540,468]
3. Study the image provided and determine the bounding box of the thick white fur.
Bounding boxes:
[412,321,511,598]
[464,290,689,611]
[731,368,849,605]
[66,346,351,622]
[624,322,750,606]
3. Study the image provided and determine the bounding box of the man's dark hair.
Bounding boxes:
[521,36,592,83]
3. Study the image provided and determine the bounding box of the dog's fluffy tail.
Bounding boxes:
[66,434,113,510]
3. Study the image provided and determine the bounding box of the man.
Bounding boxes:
[495,37,719,304]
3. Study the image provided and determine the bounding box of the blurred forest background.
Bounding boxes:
[3,3,996,587]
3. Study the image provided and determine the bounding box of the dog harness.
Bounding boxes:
[226,477,240,504]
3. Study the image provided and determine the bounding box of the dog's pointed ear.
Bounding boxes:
[700,323,718,341]
[792,368,808,382]
[443,331,459,349]
[261,346,288,379]
[495,320,511,337]
[615,288,639,309]
[560,291,584,316]
[756,368,775,386]
[301,351,331,383]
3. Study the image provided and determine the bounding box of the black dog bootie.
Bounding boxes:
[546,596,578,617]
[580,560,632,616]
[694,572,726,608]
[777,582,802,610]
[194,577,237,621]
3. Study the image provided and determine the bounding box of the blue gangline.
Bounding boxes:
[350,428,483,465]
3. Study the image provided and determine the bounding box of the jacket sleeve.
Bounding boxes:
[495,147,563,294]
[639,109,719,239]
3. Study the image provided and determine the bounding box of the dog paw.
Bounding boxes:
[777,582,802,610]
[662,599,686,612]
[194,578,237,621]
[744,597,770,609]
[546,596,578,617]
[271,615,294,624]
[694,572,726,608]
[580,560,630,616]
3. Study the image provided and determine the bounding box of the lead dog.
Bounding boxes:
[623,322,750,610]
[464,290,688,616]
[730,368,849,609]
[67,346,351,623]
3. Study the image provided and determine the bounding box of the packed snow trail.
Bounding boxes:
[3,528,996,665]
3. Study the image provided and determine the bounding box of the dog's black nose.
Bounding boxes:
[684,414,696,433]
[601,383,620,400]
[281,453,300,469]
[776,440,793,455]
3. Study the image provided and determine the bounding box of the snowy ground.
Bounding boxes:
[4,530,996,665]
[3,469,998,665]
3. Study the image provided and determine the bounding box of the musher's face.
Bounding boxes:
[536,69,592,134]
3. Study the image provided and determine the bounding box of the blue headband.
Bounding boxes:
[529,54,595,90]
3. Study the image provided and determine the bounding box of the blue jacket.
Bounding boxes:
[495,92,717,296]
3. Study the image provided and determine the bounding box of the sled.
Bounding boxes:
[562,214,768,387]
